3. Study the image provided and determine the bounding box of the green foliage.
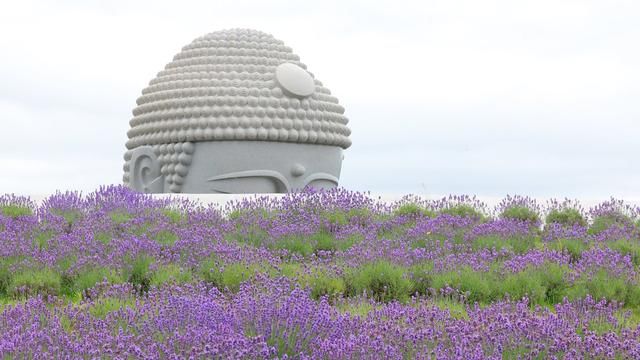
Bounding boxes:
[545,208,586,227]
[613,307,640,331]
[89,296,138,319]
[323,210,348,227]
[95,232,112,246]
[266,327,308,359]
[626,285,640,308]
[0,257,25,298]
[336,300,375,318]
[225,225,269,247]
[10,268,62,298]
[432,268,495,304]
[322,208,371,228]
[109,210,133,225]
[312,232,338,252]
[51,209,82,227]
[609,239,640,266]
[394,203,435,218]
[153,230,178,246]
[56,256,76,273]
[587,318,621,336]
[309,272,345,300]
[227,209,243,220]
[377,221,415,240]
[312,232,361,253]
[410,238,430,249]
[126,256,152,294]
[431,298,469,319]
[32,230,54,251]
[536,263,570,304]
[272,231,360,257]
[57,256,79,297]
[440,205,485,220]
[500,206,540,223]
[278,262,303,278]
[151,264,192,286]
[428,263,569,306]
[298,260,564,306]
[394,203,422,217]
[59,314,75,334]
[410,233,456,249]
[73,268,121,294]
[345,261,411,303]
[565,270,633,305]
[62,210,82,225]
[218,263,261,292]
[162,208,187,223]
[549,238,588,262]
[472,235,542,254]
[273,235,314,257]
[589,215,631,235]
[500,269,549,304]
[408,262,435,296]
[337,234,363,251]
[0,204,32,218]
[502,346,544,359]
[198,256,221,284]
[346,207,371,219]
[131,222,152,237]
[0,266,10,297]
[228,208,274,221]
[200,259,261,292]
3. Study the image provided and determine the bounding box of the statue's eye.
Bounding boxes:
[207,170,290,194]
[304,173,339,190]
[306,179,337,190]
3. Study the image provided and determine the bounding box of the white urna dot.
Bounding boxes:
[274,63,315,98]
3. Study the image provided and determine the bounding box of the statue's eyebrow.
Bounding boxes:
[207,170,291,193]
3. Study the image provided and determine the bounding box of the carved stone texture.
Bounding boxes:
[123,28,351,193]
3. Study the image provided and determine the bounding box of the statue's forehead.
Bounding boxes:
[187,141,342,175]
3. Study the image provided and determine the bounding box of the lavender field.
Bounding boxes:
[1,186,640,359]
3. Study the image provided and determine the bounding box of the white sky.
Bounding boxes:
[0,0,638,199]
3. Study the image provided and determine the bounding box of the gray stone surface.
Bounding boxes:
[123,28,351,193]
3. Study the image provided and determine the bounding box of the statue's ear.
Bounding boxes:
[128,146,163,193]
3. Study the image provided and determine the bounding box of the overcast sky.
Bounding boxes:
[0,0,638,199]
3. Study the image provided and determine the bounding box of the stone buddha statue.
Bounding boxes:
[123,28,351,193]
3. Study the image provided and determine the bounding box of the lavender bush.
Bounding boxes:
[1,185,640,358]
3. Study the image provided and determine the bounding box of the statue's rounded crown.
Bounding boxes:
[126,28,351,150]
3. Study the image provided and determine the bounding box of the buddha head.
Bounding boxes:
[123,28,351,193]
